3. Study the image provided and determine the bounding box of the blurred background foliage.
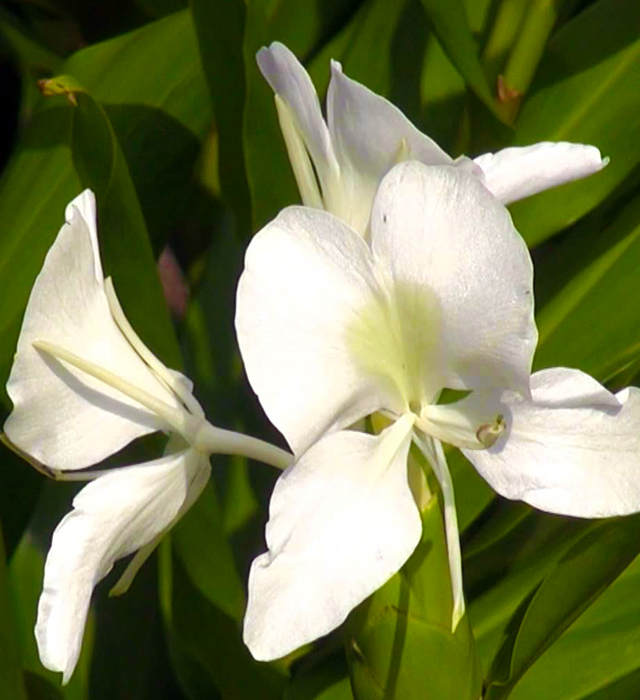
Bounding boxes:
[0,0,639,697]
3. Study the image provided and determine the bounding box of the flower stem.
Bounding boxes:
[194,422,292,470]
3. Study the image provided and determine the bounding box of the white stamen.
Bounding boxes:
[275,95,324,210]
[104,277,204,419]
[32,340,199,440]
[415,432,465,631]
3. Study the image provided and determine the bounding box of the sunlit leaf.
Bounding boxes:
[510,0,640,245]
[485,514,640,698]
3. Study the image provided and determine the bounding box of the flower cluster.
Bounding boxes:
[4,41,640,684]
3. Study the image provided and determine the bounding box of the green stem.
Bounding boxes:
[482,0,529,81]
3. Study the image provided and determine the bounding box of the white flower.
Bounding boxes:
[3,190,289,683]
[235,160,640,661]
[258,42,607,237]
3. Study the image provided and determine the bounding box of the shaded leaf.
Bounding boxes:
[0,518,28,700]
[533,190,640,382]
[485,514,640,698]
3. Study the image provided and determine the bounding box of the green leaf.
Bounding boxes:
[10,519,92,700]
[0,9,209,387]
[0,518,28,700]
[242,0,300,233]
[346,497,482,700]
[533,190,640,381]
[24,671,65,700]
[284,652,352,700]
[267,0,361,58]
[417,0,499,117]
[307,0,409,96]
[190,0,252,234]
[171,552,286,700]
[484,523,640,699]
[449,447,494,533]
[171,481,245,621]
[509,0,640,245]
[485,514,640,699]
[0,443,42,559]
[70,84,181,366]
[468,514,587,670]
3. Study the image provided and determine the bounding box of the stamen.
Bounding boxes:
[414,433,465,631]
[476,414,506,448]
[32,340,199,440]
[418,402,506,451]
[274,95,324,209]
[105,278,204,418]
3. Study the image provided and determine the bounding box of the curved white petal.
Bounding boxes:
[257,43,339,191]
[5,190,183,470]
[36,448,210,684]
[326,62,451,233]
[463,368,640,517]
[243,415,419,660]
[370,162,537,394]
[236,206,402,455]
[473,142,607,205]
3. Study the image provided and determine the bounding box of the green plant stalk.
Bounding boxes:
[482,0,529,82]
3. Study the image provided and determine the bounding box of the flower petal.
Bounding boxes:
[370,161,537,394]
[463,368,640,517]
[473,142,607,205]
[36,448,210,683]
[257,43,339,186]
[243,415,419,660]
[326,62,451,232]
[4,190,183,470]
[236,206,401,454]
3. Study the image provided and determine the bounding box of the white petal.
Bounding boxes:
[326,62,452,233]
[370,161,537,394]
[36,449,210,683]
[463,368,640,517]
[4,190,183,470]
[257,43,339,190]
[473,142,607,205]
[243,415,419,660]
[236,206,402,455]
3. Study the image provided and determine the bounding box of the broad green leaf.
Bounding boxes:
[242,0,299,232]
[0,9,209,387]
[10,522,92,700]
[35,74,180,365]
[449,447,494,533]
[89,556,181,700]
[462,501,531,561]
[24,672,65,700]
[468,514,588,670]
[484,514,640,699]
[500,536,640,699]
[417,0,499,117]
[533,191,640,381]
[346,497,482,700]
[284,652,352,700]
[267,0,362,58]
[171,553,287,700]
[0,444,42,559]
[308,0,409,96]
[179,221,263,539]
[509,0,640,245]
[171,481,245,621]
[191,0,252,234]
[69,83,181,365]
[0,518,28,700]
[0,8,61,132]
